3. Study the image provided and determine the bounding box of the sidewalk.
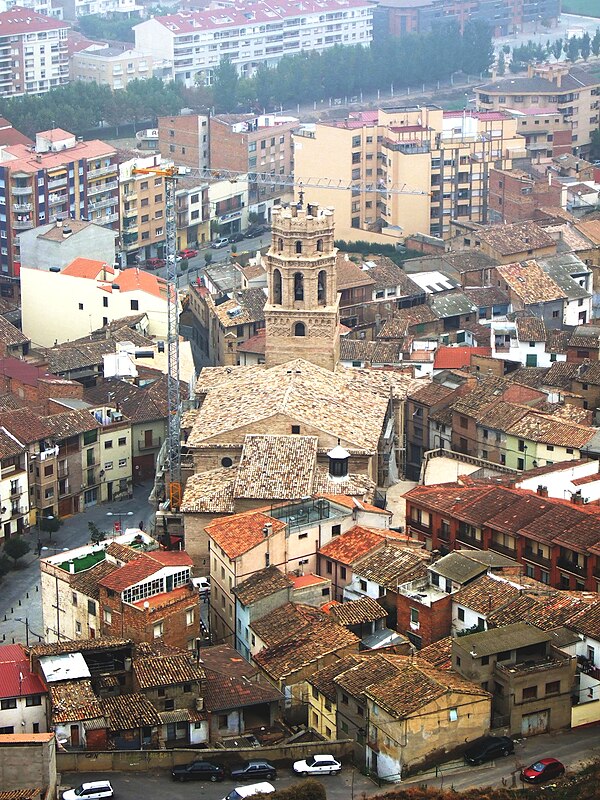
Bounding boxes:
[0,481,155,646]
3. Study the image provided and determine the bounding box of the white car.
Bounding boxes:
[191,576,210,597]
[222,783,275,800]
[63,782,113,800]
[292,754,341,776]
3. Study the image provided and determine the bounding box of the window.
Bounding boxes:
[410,608,419,628]
[340,566,347,580]
[481,655,489,665]
[332,524,341,536]
[103,297,108,308]
[0,699,16,710]
[522,686,537,700]
[87,599,96,616]
[153,621,164,638]
[326,560,332,574]
[359,579,367,592]
[291,425,300,434]
[545,681,560,695]
[0,726,14,734]
[341,693,349,705]
[118,437,126,446]
[221,457,233,468]
[131,299,139,311]
[104,608,112,625]
[72,592,77,606]
[294,322,306,337]
[265,553,270,567]
[186,609,194,626]
[448,707,458,722]
[457,607,465,621]
[79,303,84,310]
[104,440,113,450]
[164,699,175,711]
[497,650,511,662]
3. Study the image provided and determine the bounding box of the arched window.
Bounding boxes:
[294,322,306,337]
[277,237,284,252]
[273,268,282,304]
[318,270,327,305]
[295,240,302,254]
[316,238,323,252]
[294,271,304,301]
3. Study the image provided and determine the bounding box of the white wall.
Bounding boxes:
[517,460,600,502]
[0,695,47,734]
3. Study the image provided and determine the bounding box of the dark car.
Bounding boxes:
[229,231,245,243]
[246,224,268,238]
[521,758,565,784]
[171,761,225,782]
[230,760,277,781]
[464,735,514,765]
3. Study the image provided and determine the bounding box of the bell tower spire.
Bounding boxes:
[264,203,340,371]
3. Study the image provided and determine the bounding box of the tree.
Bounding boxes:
[551,38,563,61]
[566,36,580,62]
[272,780,326,800]
[204,252,213,265]
[88,521,106,545]
[0,554,11,579]
[211,58,239,112]
[591,129,600,162]
[497,50,506,76]
[461,20,494,77]
[4,536,30,567]
[581,32,591,61]
[592,29,600,58]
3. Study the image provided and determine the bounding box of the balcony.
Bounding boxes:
[48,193,68,206]
[10,506,25,519]
[138,436,162,451]
[523,546,551,568]
[88,180,118,196]
[58,465,68,479]
[89,197,117,211]
[88,164,117,180]
[12,219,33,230]
[11,186,32,196]
[103,213,119,224]
[437,527,451,543]
[457,530,482,548]
[407,518,432,536]
[489,541,517,558]
[10,485,23,497]
[48,175,67,190]
[13,202,31,212]
[557,556,587,576]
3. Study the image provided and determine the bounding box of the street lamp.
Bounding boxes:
[106,511,134,537]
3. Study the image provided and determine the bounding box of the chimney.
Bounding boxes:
[537,485,548,497]
[572,493,584,505]
[68,561,75,574]
[262,522,272,538]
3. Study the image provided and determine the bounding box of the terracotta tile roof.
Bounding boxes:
[475,400,529,431]
[506,410,595,448]
[478,221,555,256]
[463,286,509,307]
[307,655,360,700]
[0,409,56,445]
[378,305,438,339]
[0,428,25,459]
[0,790,41,800]
[98,554,164,593]
[203,660,282,711]
[328,596,387,626]
[180,468,236,514]
[575,217,600,246]
[340,338,402,365]
[335,254,376,290]
[44,409,98,439]
[190,358,389,454]
[487,591,594,630]
[234,434,317,499]
[206,511,286,560]
[334,654,402,702]
[571,602,600,641]
[251,603,325,648]
[545,329,570,355]
[254,618,359,681]
[104,541,140,564]
[516,316,547,342]
[101,693,161,730]
[234,566,293,607]
[569,326,600,349]
[208,288,266,328]
[237,328,266,355]
[83,377,168,424]
[353,544,430,589]
[453,574,521,617]
[497,260,565,304]
[319,526,386,565]
[575,361,600,386]
[363,256,418,294]
[70,560,119,601]
[0,316,28,348]
[434,347,491,370]
[49,680,102,723]
[419,637,453,670]
[310,471,377,498]
[133,653,205,689]
[31,638,131,659]
[365,657,489,718]
[408,382,456,406]
[451,377,510,416]
[543,361,578,387]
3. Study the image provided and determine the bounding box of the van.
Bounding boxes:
[222,782,275,800]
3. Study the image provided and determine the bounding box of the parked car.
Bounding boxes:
[191,576,210,597]
[222,784,275,800]
[63,782,113,800]
[231,760,277,781]
[211,237,230,249]
[178,248,198,259]
[145,257,165,270]
[229,231,245,243]
[171,760,225,782]
[521,758,565,783]
[246,225,268,238]
[464,736,514,765]
[293,754,341,776]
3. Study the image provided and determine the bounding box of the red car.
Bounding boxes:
[520,758,565,783]
[178,248,198,259]
[145,257,165,270]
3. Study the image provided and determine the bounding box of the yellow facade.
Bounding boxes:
[307,688,337,740]
[294,107,526,242]
[119,155,166,264]
[98,421,133,504]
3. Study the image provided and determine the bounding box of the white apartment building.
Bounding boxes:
[0,8,70,97]
[60,0,141,20]
[134,0,373,87]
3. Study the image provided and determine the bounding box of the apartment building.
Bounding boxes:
[175,176,210,250]
[0,9,69,99]
[294,106,527,243]
[0,128,119,289]
[118,152,166,265]
[376,0,559,38]
[0,428,28,540]
[210,113,299,210]
[475,63,600,154]
[134,0,374,87]
[71,46,152,89]
[158,113,210,173]
[56,0,141,19]
[504,108,573,162]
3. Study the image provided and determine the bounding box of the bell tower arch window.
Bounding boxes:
[294,322,306,337]
[318,270,327,305]
[273,268,282,305]
[294,272,304,301]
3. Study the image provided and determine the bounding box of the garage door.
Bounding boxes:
[521,709,549,736]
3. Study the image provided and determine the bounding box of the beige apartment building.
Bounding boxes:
[118,153,166,265]
[71,46,153,90]
[475,63,600,156]
[293,106,526,242]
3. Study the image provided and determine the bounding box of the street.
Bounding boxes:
[0,481,156,647]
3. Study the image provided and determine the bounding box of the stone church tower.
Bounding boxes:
[264,203,340,371]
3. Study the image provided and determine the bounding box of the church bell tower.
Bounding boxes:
[264,203,340,371]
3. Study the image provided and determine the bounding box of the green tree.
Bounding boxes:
[211,58,239,112]
[581,32,591,61]
[272,779,326,800]
[204,252,213,265]
[0,554,11,579]
[551,38,564,61]
[78,13,136,43]
[461,20,494,77]
[591,129,600,162]
[4,536,30,567]
[592,29,600,58]
[497,50,506,76]
[566,36,580,62]
[88,521,106,545]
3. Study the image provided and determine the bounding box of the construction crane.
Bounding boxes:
[132,164,183,512]
[130,162,426,515]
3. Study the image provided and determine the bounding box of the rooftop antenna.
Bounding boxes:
[297,181,304,208]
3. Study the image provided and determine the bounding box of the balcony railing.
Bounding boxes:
[489,541,517,558]
[87,164,117,180]
[457,530,482,547]
[437,527,451,543]
[13,202,31,212]
[138,436,162,451]
[557,556,587,576]
[89,197,116,211]
[12,219,33,230]
[11,186,32,195]
[48,176,67,190]
[87,180,118,195]
[523,546,551,567]
[408,518,432,535]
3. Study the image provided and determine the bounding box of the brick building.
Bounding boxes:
[404,483,600,592]
[488,168,563,225]
[158,114,209,173]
